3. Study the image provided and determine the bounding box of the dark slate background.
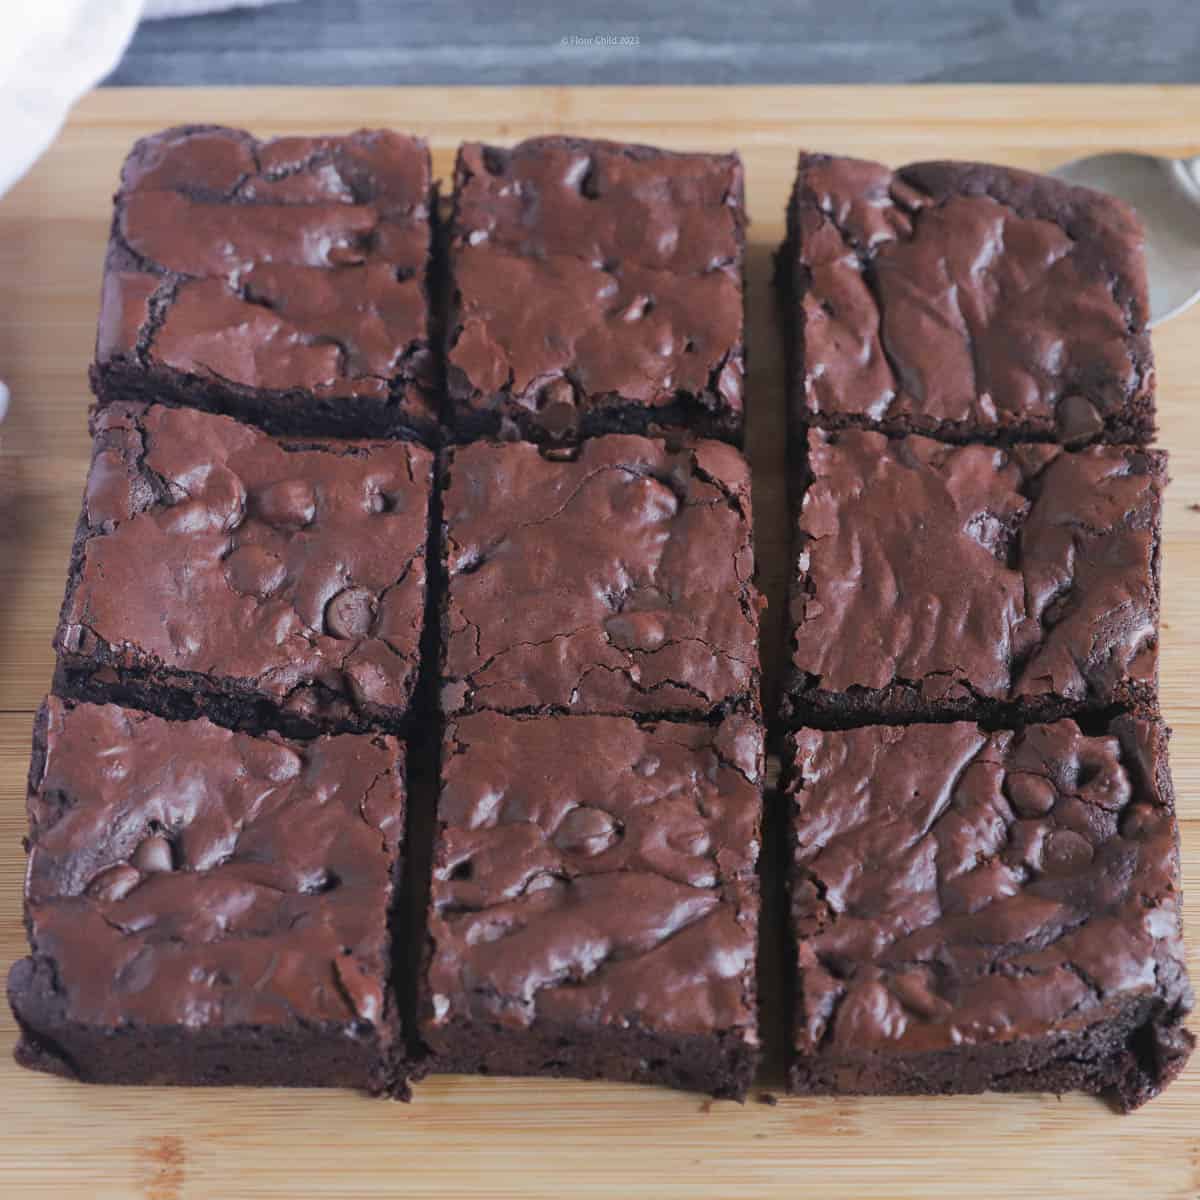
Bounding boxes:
[109,0,1200,86]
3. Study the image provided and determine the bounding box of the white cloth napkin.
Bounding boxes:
[0,0,295,199]
[145,0,294,16]
[0,0,143,198]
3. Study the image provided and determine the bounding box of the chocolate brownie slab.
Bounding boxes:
[444,137,746,443]
[8,697,407,1093]
[780,153,1155,445]
[420,711,763,1098]
[55,402,432,738]
[91,125,438,441]
[786,717,1193,1110]
[440,435,761,720]
[783,428,1163,727]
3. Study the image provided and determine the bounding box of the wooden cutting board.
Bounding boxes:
[1,85,1199,1200]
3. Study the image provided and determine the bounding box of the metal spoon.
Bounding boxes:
[1051,151,1200,326]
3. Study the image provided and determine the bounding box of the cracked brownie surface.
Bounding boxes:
[785,717,1193,1110]
[440,434,761,719]
[7,697,406,1092]
[784,428,1163,726]
[420,711,763,1098]
[781,153,1155,444]
[445,137,746,443]
[92,124,438,440]
[55,402,432,737]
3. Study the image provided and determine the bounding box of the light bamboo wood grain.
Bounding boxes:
[1,86,1199,1200]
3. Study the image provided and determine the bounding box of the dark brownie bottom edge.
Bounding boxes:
[789,995,1194,1113]
[91,360,442,446]
[448,394,744,448]
[8,954,406,1096]
[53,658,412,741]
[425,1018,758,1101]
[778,676,1158,735]
[443,695,766,727]
[785,407,1157,449]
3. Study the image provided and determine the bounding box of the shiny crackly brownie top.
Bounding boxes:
[787,717,1191,1062]
[57,402,431,728]
[97,124,435,409]
[440,434,761,718]
[423,711,762,1042]
[18,697,404,1030]
[789,428,1162,713]
[445,137,746,434]
[786,154,1154,442]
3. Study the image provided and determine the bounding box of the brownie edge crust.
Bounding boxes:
[785,717,1193,1111]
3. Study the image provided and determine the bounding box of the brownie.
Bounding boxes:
[91,125,439,442]
[420,711,763,1098]
[54,402,432,738]
[780,153,1155,445]
[783,428,1164,727]
[7,697,407,1093]
[785,717,1193,1110]
[444,137,746,444]
[440,435,761,720]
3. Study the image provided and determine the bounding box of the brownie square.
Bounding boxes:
[780,154,1155,445]
[7,697,407,1093]
[783,428,1163,727]
[55,402,432,738]
[444,137,746,444]
[420,711,763,1098]
[785,717,1193,1110]
[440,435,761,720]
[91,125,439,442]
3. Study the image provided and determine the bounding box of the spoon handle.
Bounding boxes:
[1183,155,1200,187]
